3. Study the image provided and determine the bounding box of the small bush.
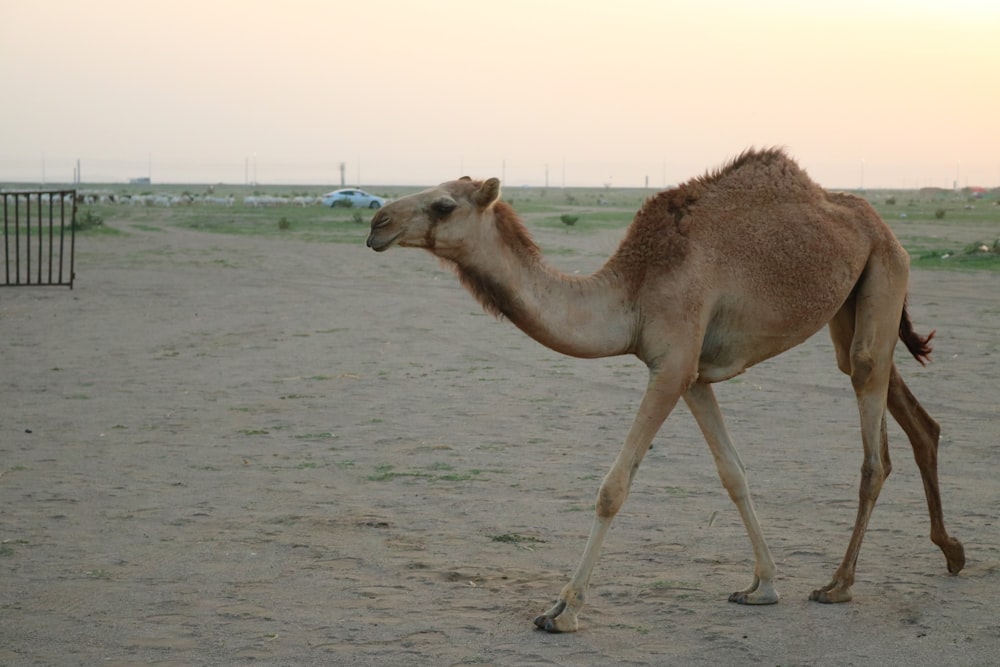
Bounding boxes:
[934,208,946,219]
[560,214,579,226]
[884,196,896,205]
[351,212,364,224]
[963,240,1000,256]
[278,216,291,231]
[74,209,104,231]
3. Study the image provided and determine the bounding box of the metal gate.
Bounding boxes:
[2,190,76,288]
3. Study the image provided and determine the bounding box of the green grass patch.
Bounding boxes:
[438,470,483,481]
[292,431,338,440]
[65,184,1000,274]
[367,464,428,482]
[491,533,546,545]
[367,462,488,483]
[912,239,1000,270]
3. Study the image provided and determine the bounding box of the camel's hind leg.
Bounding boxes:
[812,263,903,603]
[886,365,965,573]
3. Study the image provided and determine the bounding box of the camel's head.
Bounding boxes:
[366,176,501,257]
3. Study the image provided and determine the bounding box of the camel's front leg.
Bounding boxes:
[683,381,778,604]
[534,366,687,632]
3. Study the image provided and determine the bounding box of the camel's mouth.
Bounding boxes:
[366,230,402,252]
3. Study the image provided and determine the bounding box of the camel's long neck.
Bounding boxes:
[448,210,636,359]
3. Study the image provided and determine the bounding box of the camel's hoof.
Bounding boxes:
[809,584,852,604]
[729,590,779,605]
[727,577,779,605]
[942,537,965,574]
[533,600,578,633]
[533,614,559,633]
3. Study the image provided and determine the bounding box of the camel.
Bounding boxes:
[365,148,965,633]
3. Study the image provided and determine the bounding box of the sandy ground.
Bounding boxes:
[1,217,998,666]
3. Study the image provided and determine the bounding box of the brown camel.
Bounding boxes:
[365,148,965,633]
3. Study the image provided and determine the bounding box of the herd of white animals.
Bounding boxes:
[69,192,325,207]
[3,191,336,208]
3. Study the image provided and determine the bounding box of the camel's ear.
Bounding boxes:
[473,177,501,208]
[458,176,472,181]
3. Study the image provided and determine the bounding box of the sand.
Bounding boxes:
[2,218,998,666]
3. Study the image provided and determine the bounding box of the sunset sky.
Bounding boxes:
[2,0,998,188]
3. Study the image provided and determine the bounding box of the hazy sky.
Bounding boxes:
[2,0,998,188]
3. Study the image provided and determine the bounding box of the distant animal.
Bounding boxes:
[366,148,965,632]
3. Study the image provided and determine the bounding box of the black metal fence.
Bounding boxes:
[2,190,76,288]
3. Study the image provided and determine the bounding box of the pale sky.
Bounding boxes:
[2,0,998,188]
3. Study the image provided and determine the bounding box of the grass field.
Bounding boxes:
[60,182,1000,271]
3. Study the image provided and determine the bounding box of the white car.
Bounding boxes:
[321,188,386,209]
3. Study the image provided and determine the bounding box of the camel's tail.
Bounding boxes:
[899,298,934,366]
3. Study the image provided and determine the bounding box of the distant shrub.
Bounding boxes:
[884,196,896,205]
[351,212,364,224]
[278,216,291,231]
[934,208,946,219]
[963,240,1000,256]
[74,209,104,231]
[560,214,579,226]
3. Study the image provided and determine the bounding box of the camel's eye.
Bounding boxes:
[429,198,457,220]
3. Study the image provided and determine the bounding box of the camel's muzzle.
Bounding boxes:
[366,211,399,251]
[366,229,400,252]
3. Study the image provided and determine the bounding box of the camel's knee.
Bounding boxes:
[596,472,628,519]
[888,372,942,460]
[859,457,887,500]
[850,349,878,392]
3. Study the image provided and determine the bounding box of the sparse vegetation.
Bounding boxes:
[29,183,1000,272]
[74,208,104,231]
[367,462,489,483]
[491,533,546,545]
[917,239,1000,269]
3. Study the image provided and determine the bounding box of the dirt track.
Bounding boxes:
[2,220,998,665]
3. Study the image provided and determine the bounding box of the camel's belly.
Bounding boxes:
[696,306,832,382]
